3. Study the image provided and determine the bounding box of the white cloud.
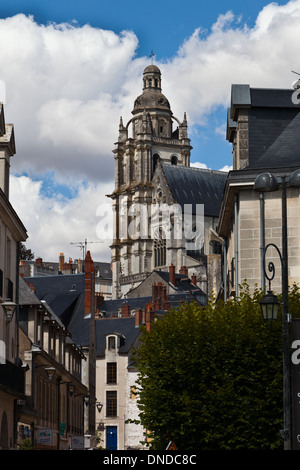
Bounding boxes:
[0,14,140,182]
[162,0,300,126]
[3,2,300,259]
[219,165,232,172]
[10,174,114,261]
[190,162,209,169]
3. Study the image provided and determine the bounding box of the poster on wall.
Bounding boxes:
[36,429,53,445]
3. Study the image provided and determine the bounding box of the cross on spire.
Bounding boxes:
[149,50,155,65]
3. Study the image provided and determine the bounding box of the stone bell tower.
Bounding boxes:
[109,64,192,299]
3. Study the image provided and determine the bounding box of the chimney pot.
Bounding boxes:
[121,301,130,317]
[169,263,175,285]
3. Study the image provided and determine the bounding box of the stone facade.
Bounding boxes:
[108,65,192,299]
[0,104,28,450]
[220,84,300,298]
[109,65,226,300]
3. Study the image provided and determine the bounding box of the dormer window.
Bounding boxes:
[108,336,116,350]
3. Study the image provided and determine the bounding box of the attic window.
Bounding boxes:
[108,336,116,350]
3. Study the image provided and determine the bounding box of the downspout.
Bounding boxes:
[15,241,20,365]
[123,415,125,449]
[259,192,265,291]
[234,194,239,298]
[223,238,227,302]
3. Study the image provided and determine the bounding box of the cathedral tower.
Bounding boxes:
[109,65,192,299]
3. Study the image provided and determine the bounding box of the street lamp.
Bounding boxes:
[1,300,17,323]
[254,168,300,450]
[45,366,56,382]
[260,288,280,322]
[259,242,282,322]
[96,402,103,413]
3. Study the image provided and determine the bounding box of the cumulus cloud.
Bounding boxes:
[191,161,232,172]
[0,14,141,182]
[10,174,114,261]
[162,0,300,125]
[190,162,209,169]
[4,2,300,259]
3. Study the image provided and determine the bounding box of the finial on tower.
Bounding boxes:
[149,50,155,65]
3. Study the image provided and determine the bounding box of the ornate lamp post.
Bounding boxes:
[254,169,300,450]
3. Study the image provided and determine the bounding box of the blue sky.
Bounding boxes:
[0,0,284,58]
[0,0,298,260]
[2,0,288,175]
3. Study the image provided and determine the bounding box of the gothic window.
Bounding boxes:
[171,155,178,165]
[153,153,160,173]
[154,228,166,267]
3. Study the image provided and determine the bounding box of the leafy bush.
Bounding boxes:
[132,283,300,450]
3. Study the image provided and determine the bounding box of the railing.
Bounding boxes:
[0,360,25,394]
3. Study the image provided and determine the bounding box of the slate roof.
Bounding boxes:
[161,164,227,218]
[19,276,41,305]
[95,262,112,279]
[249,109,300,169]
[229,84,300,170]
[24,273,204,357]
[25,274,84,328]
[69,315,140,357]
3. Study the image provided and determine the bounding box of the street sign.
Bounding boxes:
[59,422,66,437]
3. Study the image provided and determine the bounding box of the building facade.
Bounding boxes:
[17,277,88,450]
[0,103,28,450]
[109,64,227,299]
[219,84,300,298]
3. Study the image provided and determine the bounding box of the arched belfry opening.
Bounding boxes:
[143,65,162,91]
[153,154,160,173]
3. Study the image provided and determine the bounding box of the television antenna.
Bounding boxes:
[70,239,103,260]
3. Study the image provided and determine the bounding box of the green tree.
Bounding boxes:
[19,242,34,260]
[132,284,300,450]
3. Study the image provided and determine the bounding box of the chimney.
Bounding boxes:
[84,250,95,316]
[169,264,175,285]
[95,293,104,308]
[121,301,130,317]
[162,285,167,301]
[145,305,155,332]
[157,282,163,299]
[78,258,83,273]
[152,282,159,301]
[59,253,64,272]
[191,274,197,286]
[179,266,188,277]
[135,308,143,328]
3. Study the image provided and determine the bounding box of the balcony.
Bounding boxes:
[0,360,25,395]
